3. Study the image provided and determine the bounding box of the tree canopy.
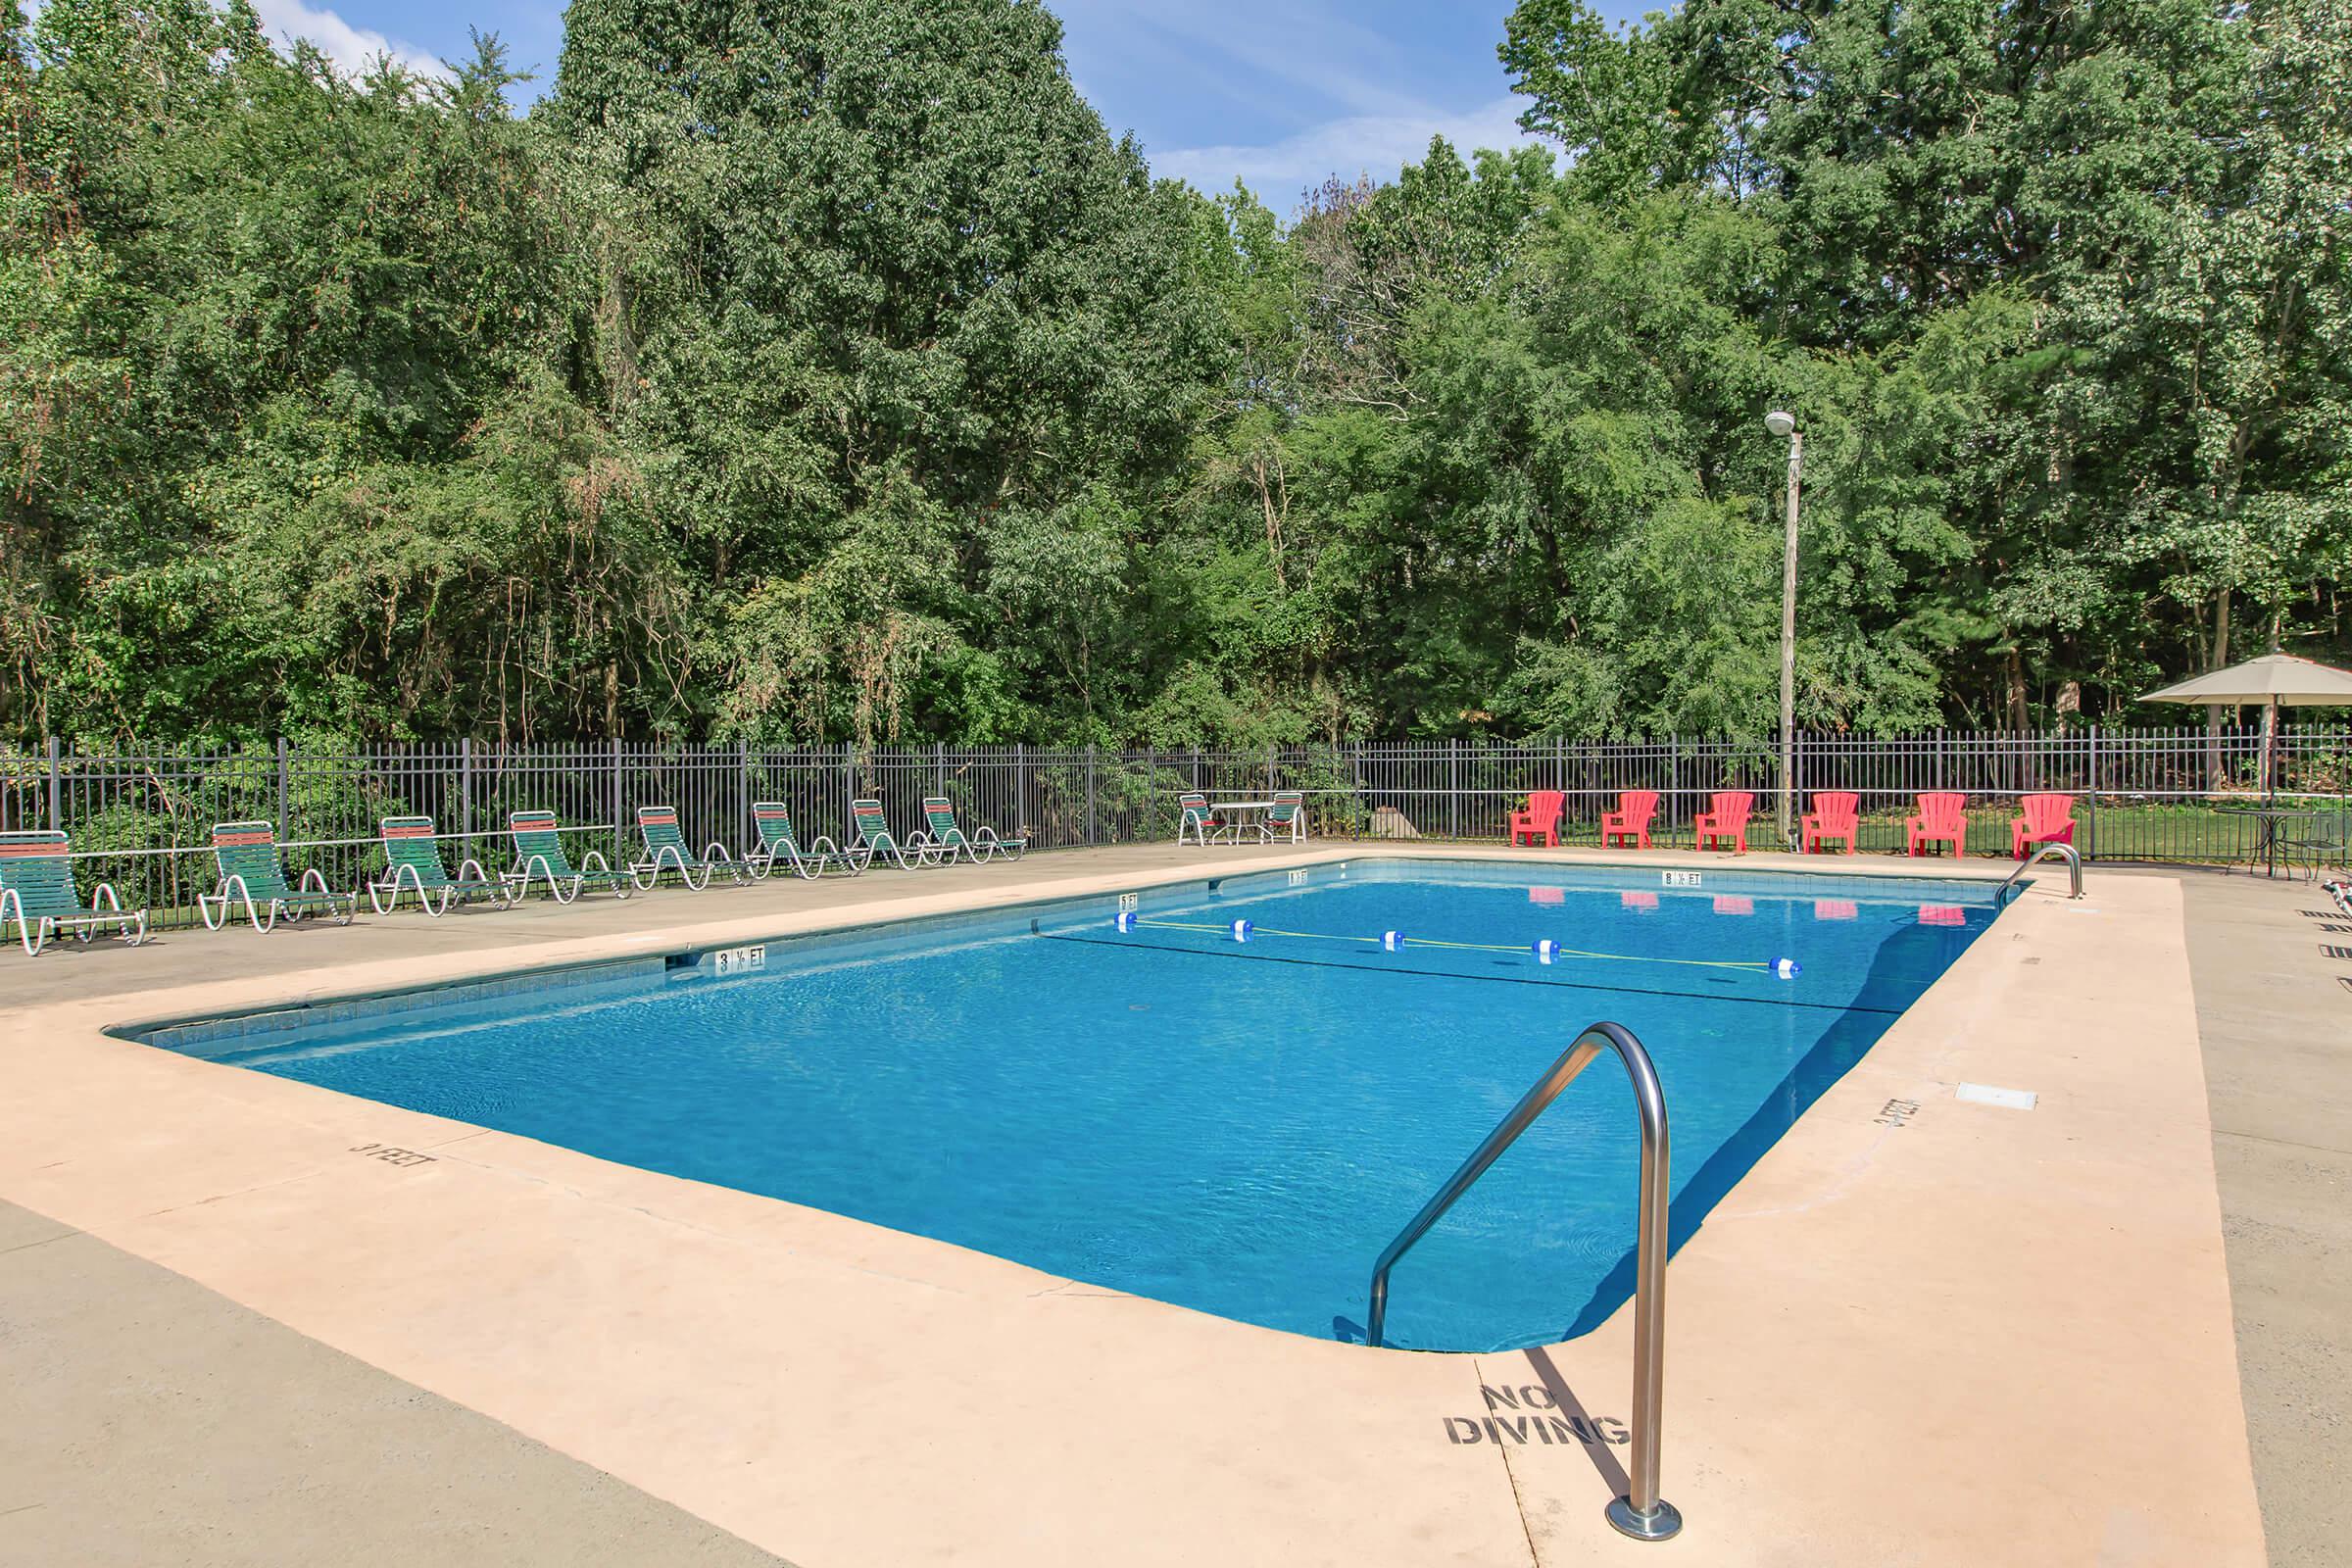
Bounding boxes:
[3,0,2345,749]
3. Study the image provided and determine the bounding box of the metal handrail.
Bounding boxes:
[1997,840,2083,902]
[1365,1020,1681,1544]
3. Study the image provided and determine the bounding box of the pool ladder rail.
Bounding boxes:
[1364,1020,1682,1544]
[1997,841,2084,903]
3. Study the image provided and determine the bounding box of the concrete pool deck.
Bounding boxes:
[2154,868,2351,1565]
[0,844,2272,1565]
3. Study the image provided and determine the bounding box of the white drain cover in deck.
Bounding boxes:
[1956,1083,2037,1110]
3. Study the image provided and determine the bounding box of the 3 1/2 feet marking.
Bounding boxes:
[350,1142,435,1168]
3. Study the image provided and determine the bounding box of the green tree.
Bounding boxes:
[2,0,2340,753]
[0,1,681,743]
[544,0,1225,744]
[1500,0,2349,722]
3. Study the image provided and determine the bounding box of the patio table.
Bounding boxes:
[2217,805,2334,879]
[1208,799,1275,844]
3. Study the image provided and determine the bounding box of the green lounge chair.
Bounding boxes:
[851,798,944,870]
[198,820,356,931]
[630,805,742,891]
[1258,789,1307,844]
[921,795,1026,862]
[368,816,510,916]
[504,810,632,904]
[0,830,148,956]
[1176,790,1222,846]
[745,801,862,879]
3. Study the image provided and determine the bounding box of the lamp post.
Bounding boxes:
[1765,411,1801,848]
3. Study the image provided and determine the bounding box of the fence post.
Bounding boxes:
[45,734,60,831]
[2086,725,2100,861]
[1448,738,1460,840]
[1014,742,1026,836]
[1789,729,1804,851]
[740,741,753,851]
[1086,745,1098,847]
[275,736,290,834]
[1355,740,1367,840]
[611,737,624,859]
[460,736,473,850]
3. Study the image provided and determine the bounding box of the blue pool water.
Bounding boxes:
[148,859,2004,1351]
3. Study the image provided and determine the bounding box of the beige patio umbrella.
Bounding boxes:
[2143,652,2352,797]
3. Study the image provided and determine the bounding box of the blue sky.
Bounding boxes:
[243,0,1645,212]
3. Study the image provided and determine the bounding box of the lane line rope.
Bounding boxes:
[1036,932,1893,1015]
[1128,917,1774,973]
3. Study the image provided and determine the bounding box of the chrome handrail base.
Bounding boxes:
[1606,1496,1683,1543]
[1997,841,2083,902]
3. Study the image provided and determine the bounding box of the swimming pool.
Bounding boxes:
[142,858,2006,1351]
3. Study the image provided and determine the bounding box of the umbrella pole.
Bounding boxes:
[2263,698,2278,875]
[2264,699,2277,804]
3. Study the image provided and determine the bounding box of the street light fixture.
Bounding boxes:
[1765,412,1800,847]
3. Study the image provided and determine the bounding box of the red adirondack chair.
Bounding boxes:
[1694,791,1754,854]
[1801,791,1861,854]
[2011,793,2078,858]
[1509,790,1566,848]
[1600,790,1658,850]
[1906,792,1969,857]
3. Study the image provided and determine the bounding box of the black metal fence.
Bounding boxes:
[3,727,2346,927]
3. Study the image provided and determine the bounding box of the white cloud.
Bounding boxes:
[248,0,445,81]
[1154,95,1550,210]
